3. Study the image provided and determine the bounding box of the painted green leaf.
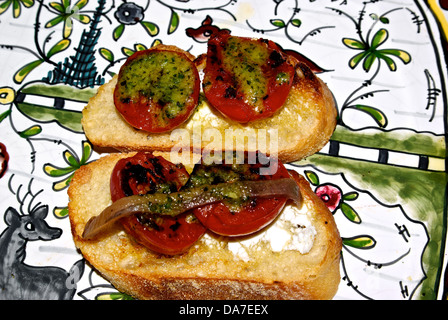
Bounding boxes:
[134,43,147,52]
[342,192,359,201]
[75,0,89,10]
[0,1,12,15]
[291,19,301,28]
[14,59,43,84]
[19,83,97,103]
[18,125,42,138]
[64,150,79,167]
[121,42,149,57]
[151,39,162,47]
[74,14,90,24]
[371,28,388,48]
[380,17,389,24]
[304,170,319,186]
[97,292,134,300]
[53,175,73,191]
[49,2,65,13]
[80,140,93,164]
[270,19,285,27]
[23,0,34,8]
[45,15,64,28]
[378,49,411,64]
[63,19,73,38]
[15,102,83,132]
[343,235,376,249]
[113,24,125,41]
[343,38,365,50]
[348,105,388,128]
[377,53,397,71]
[348,51,368,69]
[141,21,159,36]
[44,163,75,177]
[13,0,20,18]
[47,39,71,58]
[0,110,11,123]
[54,206,69,218]
[362,52,377,72]
[168,10,179,34]
[99,48,114,62]
[340,202,361,223]
[122,47,134,57]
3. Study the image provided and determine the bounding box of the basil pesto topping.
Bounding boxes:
[184,162,269,211]
[116,50,196,121]
[222,37,270,109]
[221,37,292,113]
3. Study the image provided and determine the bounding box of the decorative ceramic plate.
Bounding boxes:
[0,0,446,300]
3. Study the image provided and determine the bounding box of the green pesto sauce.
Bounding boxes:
[184,162,263,212]
[275,72,290,85]
[134,180,256,222]
[117,50,196,120]
[222,37,270,110]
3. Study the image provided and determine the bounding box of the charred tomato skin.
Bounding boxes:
[110,152,206,255]
[114,49,200,133]
[190,153,291,237]
[110,152,190,202]
[203,32,295,123]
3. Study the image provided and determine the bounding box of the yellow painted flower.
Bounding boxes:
[343,28,411,72]
[0,87,15,105]
[0,0,34,18]
[44,140,93,191]
[45,0,91,38]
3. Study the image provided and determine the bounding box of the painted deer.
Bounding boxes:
[0,177,84,300]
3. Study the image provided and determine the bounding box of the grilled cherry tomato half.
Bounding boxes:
[110,152,206,255]
[114,48,200,133]
[187,153,291,237]
[203,32,295,123]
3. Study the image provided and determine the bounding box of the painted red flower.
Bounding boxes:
[0,142,9,179]
[315,184,342,212]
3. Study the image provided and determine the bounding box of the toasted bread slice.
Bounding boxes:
[81,45,337,163]
[68,152,342,300]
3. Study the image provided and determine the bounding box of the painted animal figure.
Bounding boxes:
[0,205,84,300]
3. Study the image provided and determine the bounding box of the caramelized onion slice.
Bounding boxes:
[82,178,301,239]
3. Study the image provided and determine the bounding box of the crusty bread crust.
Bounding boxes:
[81,46,337,163]
[68,152,342,300]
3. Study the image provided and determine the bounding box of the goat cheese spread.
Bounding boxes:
[201,203,316,261]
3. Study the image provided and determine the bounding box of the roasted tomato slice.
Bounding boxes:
[186,152,290,236]
[203,32,296,123]
[110,152,206,255]
[114,48,200,133]
[119,213,206,256]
